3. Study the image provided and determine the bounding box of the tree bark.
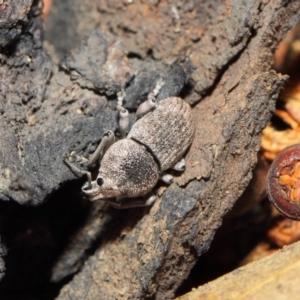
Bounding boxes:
[176,240,300,300]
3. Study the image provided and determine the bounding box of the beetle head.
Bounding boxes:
[82,139,159,201]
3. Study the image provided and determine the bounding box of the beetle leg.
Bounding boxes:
[136,93,157,119]
[66,151,89,165]
[117,89,126,108]
[117,106,129,138]
[87,130,115,168]
[153,77,165,96]
[145,193,156,205]
[64,156,93,189]
[116,89,130,138]
[171,158,186,171]
[136,78,165,119]
[107,192,156,209]
[159,173,174,184]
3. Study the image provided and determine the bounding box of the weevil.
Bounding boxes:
[65,79,194,208]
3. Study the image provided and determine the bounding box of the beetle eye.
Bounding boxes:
[97,177,104,186]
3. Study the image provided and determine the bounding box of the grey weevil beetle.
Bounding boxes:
[65,80,194,208]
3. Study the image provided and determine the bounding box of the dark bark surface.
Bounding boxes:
[0,0,299,299]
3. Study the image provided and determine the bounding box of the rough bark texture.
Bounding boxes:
[176,240,300,300]
[0,0,299,299]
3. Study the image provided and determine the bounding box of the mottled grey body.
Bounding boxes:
[128,97,194,171]
[81,97,194,204]
[95,139,159,198]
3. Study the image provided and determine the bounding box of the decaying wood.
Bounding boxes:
[176,240,300,300]
[0,0,300,299]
